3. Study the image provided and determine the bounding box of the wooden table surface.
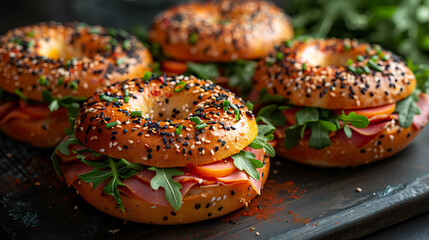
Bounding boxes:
[0,127,428,239]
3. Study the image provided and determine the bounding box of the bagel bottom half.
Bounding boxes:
[71,154,270,225]
[0,112,69,148]
[276,124,422,167]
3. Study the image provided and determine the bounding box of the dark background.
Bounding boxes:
[0,0,428,239]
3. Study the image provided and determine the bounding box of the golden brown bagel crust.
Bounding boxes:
[0,112,69,148]
[0,22,152,101]
[276,122,423,167]
[149,0,293,62]
[254,39,416,109]
[75,75,258,167]
[72,152,269,224]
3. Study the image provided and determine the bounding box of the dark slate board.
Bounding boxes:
[1,128,429,240]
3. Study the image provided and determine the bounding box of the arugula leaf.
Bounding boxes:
[56,137,81,155]
[344,124,353,138]
[256,104,286,127]
[50,151,62,177]
[119,158,145,170]
[284,124,303,149]
[308,122,332,149]
[104,158,126,211]
[319,120,338,131]
[231,151,263,181]
[78,157,144,212]
[395,95,421,128]
[81,159,110,169]
[246,101,254,111]
[408,61,429,93]
[248,124,276,157]
[78,168,112,189]
[295,108,319,125]
[186,62,220,80]
[337,111,369,128]
[148,167,184,210]
[48,99,59,112]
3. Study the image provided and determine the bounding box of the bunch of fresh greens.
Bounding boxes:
[255,92,371,150]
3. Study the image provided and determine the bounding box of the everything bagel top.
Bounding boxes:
[75,75,258,167]
[149,0,293,62]
[0,22,152,101]
[253,38,416,109]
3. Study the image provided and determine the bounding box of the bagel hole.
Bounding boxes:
[134,93,192,121]
[299,45,355,67]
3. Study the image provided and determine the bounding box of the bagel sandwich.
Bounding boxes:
[0,22,152,147]
[149,0,293,96]
[253,38,429,167]
[52,73,275,224]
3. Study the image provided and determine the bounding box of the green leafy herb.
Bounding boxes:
[189,116,203,125]
[254,89,284,104]
[231,151,263,181]
[175,125,183,135]
[99,94,118,102]
[195,123,207,129]
[338,111,370,128]
[130,111,142,117]
[174,81,187,92]
[248,125,276,157]
[106,121,119,129]
[284,125,303,149]
[39,76,48,86]
[14,89,27,101]
[142,71,152,82]
[395,95,421,128]
[186,62,220,80]
[188,33,198,44]
[148,167,184,210]
[116,58,126,66]
[49,99,59,112]
[344,124,352,138]
[295,108,319,125]
[256,104,287,127]
[367,60,383,72]
[223,60,257,96]
[51,137,82,176]
[122,39,131,50]
[69,81,78,90]
[246,101,254,111]
[78,157,144,212]
[223,100,230,112]
[308,121,332,149]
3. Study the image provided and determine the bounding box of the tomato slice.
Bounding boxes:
[188,158,237,178]
[161,60,188,75]
[335,103,396,118]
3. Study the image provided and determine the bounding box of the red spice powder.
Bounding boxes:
[223,180,304,222]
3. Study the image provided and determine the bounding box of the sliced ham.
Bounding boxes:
[348,121,390,136]
[120,178,197,207]
[0,109,31,124]
[332,129,377,148]
[0,99,67,125]
[62,162,93,187]
[0,101,17,119]
[120,177,170,206]
[413,93,429,129]
[61,146,265,206]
